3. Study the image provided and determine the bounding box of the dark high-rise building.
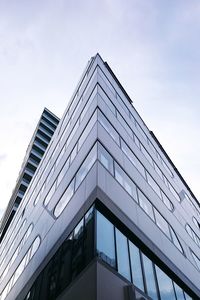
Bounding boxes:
[0,54,199,300]
[0,108,59,242]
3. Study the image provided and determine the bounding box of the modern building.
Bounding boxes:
[0,108,59,243]
[0,54,199,300]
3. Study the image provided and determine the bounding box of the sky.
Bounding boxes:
[0,0,200,219]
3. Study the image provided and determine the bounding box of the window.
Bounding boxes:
[96,211,116,268]
[121,139,146,178]
[129,241,144,291]
[98,143,114,175]
[146,173,162,198]
[142,254,158,300]
[168,182,180,202]
[193,217,200,230]
[170,227,184,253]
[138,190,155,221]
[78,110,97,151]
[54,179,75,218]
[116,111,133,138]
[155,266,176,300]
[173,282,185,300]
[161,191,174,211]
[114,162,138,202]
[70,144,77,165]
[75,143,97,190]
[56,157,70,187]
[140,144,153,166]
[154,210,171,239]
[98,110,120,145]
[44,181,56,206]
[115,229,131,281]
[191,250,200,270]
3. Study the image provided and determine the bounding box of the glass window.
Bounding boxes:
[138,190,155,221]
[29,236,41,261]
[98,110,120,145]
[70,144,77,165]
[54,179,75,218]
[78,110,97,151]
[129,241,144,291]
[96,211,116,268]
[98,85,116,115]
[161,191,174,211]
[140,144,153,166]
[135,122,147,141]
[168,182,180,202]
[115,229,131,281]
[154,210,171,239]
[193,217,200,230]
[142,254,158,300]
[114,162,138,202]
[75,143,97,190]
[184,292,193,300]
[154,163,163,179]
[55,146,65,167]
[98,143,114,175]
[67,119,79,147]
[155,265,176,300]
[121,139,146,178]
[170,227,184,253]
[146,173,162,198]
[116,94,129,116]
[56,157,70,187]
[80,85,97,122]
[191,250,200,270]
[133,134,140,149]
[173,282,185,300]
[44,181,56,206]
[116,111,133,138]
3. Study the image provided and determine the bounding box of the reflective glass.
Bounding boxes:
[168,182,180,202]
[154,210,171,239]
[44,181,56,206]
[174,282,185,300]
[78,110,97,150]
[142,254,158,300]
[98,143,114,175]
[146,173,162,198]
[184,292,193,300]
[29,236,41,261]
[70,144,77,164]
[75,143,97,190]
[140,144,153,166]
[80,85,97,122]
[156,266,176,300]
[138,190,155,221]
[98,85,116,115]
[55,146,65,167]
[170,227,183,253]
[114,162,138,202]
[121,139,146,178]
[161,191,173,211]
[57,157,70,187]
[96,211,116,268]
[115,229,131,281]
[98,110,120,145]
[116,111,133,138]
[129,241,144,292]
[54,179,75,218]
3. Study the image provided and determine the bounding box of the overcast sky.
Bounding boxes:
[0,0,200,219]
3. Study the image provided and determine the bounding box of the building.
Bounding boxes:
[0,54,199,300]
[0,108,59,243]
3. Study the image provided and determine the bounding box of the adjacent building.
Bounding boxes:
[0,54,199,300]
[0,108,59,243]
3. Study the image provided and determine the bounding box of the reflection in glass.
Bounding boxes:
[96,211,116,268]
[75,143,97,190]
[154,210,171,239]
[54,179,75,218]
[174,282,185,300]
[142,254,158,300]
[129,241,144,292]
[138,190,154,221]
[156,265,176,300]
[114,162,138,202]
[115,229,131,281]
[98,143,114,175]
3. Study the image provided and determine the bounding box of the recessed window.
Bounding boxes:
[193,217,200,230]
